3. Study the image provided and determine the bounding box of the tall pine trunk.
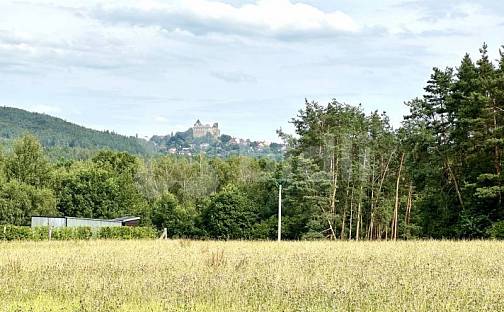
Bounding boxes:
[392,153,405,240]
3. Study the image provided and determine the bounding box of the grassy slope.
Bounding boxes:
[0,106,156,155]
[1,240,503,311]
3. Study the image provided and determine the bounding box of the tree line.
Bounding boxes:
[0,44,502,240]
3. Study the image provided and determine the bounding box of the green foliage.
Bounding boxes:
[5,135,51,187]
[457,210,490,238]
[249,217,277,240]
[52,227,94,240]
[0,148,5,183]
[30,226,94,241]
[92,150,140,178]
[152,193,198,237]
[487,221,504,239]
[31,226,94,240]
[0,226,155,241]
[97,227,157,239]
[31,226,50,240]
[151,193,178,230]
[53,156,148,221]
[149,155,219,204]
[301,231,326,241]
[53,227,79,240]
[0,181,58,226]
[280,99,403,240]
[74,227,94,240]
[54,163,120,218]
[404,43,504,237]
[201,185,258,239]
[0,225,32,240]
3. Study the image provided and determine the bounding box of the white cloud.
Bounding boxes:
[91,0,359,39]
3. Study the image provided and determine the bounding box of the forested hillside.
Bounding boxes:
[0,44,502,240]
[0,107,156,155]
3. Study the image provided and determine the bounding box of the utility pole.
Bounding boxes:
[278,184,282,242]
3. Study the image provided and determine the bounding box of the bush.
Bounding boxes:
[301,231,326,241]
[130,227,158,239]
[0,181,58,226]
[249,217,277,240]
[152,193,197,237]
[201,185,258,240]
[98,226,157,240]
[52,227,76,240]
[487,221,504,239]
[31,226,50,240]
[0,225,32,241]
[75,227,93,240]
[0,225,156,241]
[97,226,113,239]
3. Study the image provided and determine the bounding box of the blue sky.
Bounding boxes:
[1,0,503,141]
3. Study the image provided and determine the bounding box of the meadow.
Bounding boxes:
[1,240,503,312]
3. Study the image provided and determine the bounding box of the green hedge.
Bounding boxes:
[0,225,157,241]
[98,226,157,240]
[0,225,32,241]
[52,227,93,240]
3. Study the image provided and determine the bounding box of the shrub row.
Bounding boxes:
[97,226,158,240]
[0,225,158,241]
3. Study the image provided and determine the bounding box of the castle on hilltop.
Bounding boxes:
[192,120,220,138]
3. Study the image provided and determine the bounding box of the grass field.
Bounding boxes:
[1,240,503,312]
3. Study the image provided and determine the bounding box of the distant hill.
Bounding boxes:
[0,107,156,155]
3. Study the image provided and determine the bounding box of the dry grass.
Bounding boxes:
[1,240,503,311]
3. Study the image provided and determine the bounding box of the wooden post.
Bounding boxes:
[278,184,282,242]
[48,224,52,241]
[159,228,168,240]
[349,202,353,241]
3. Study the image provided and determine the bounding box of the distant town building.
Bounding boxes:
[192,120,220,138]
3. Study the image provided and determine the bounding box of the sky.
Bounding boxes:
[1,0,503,142]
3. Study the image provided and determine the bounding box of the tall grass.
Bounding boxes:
[0,240,503,311]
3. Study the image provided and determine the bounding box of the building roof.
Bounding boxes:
[111,216,141,222]
[32,216,140,223]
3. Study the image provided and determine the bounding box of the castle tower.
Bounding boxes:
[192,120,219,138]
